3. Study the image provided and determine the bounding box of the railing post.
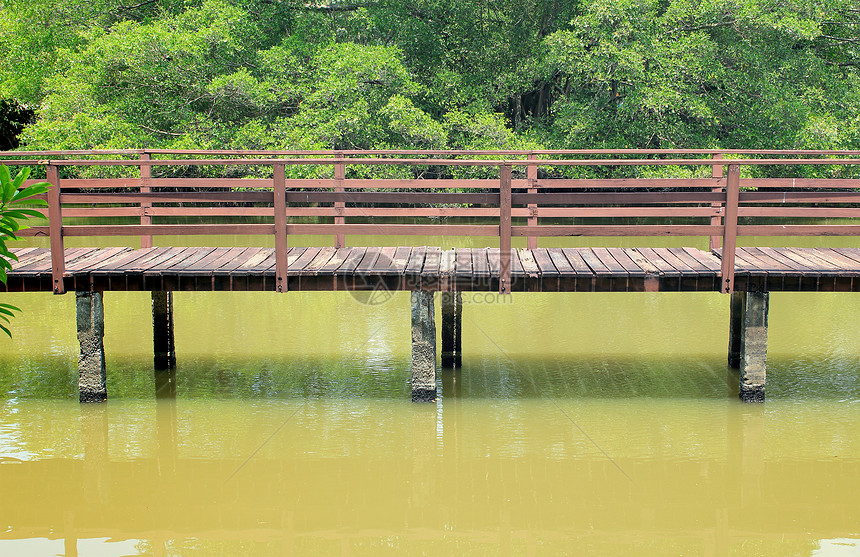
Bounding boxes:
[46,164,65,295]
[500,163,512,295]
[709,153,723,252]
[139,152,153,249]
[721,164,740,294]
[274,163,288,293]
[334,151,346,248]
[527,153,538,250]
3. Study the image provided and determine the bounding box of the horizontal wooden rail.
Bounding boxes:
[7,149,860,295]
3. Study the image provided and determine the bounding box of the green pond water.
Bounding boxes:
[1,233,859,556]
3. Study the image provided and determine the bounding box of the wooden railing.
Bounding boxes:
[3,149,860,295]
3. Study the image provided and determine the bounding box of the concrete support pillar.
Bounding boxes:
[411,290,437,402]
[76,291,107,403]
[440,291,462,368]
[727,291,746,369]
[739,292,768,402]
[152,291,176,368]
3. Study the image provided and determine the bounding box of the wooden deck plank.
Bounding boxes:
[63,248,129,272]
[125,247,188,273]
[559,248,596,275]
[783,247,842,273]
[767,247,822,273]
[373,246,397,273]
[625,248,662,276]
[667,248,712,276]
[509,248,525,277]
[231,248,276,274]
[681,248,722,272]
[62,247,104,267]
[741,247,798,274]
[288,247,323,275]
[577,248,613,275]
[317,247,354,275]
[471,248,489,278]
[211,248,259,274]
[532,248,559,278]
[546,248,574,275]
[518,249,541,278]
[11,250,54,274]
[301,246,337,276]
[439,249,456,276]
[422,247,442,278]
[814,248,860,274]
[141,248,202,275]
[607,248,647,277]
[833,248,860,267]
[487,248,500,275]
[176,247,231,273]
[404,247,426,276]
[635,248,680,276]
[651,248,697,275]
[11,244,860,293]
[354,247,382,275]
[8,247,39,263]
[184,247,247,273]
[455,248,473,277]
[336,247,367,275]
[383,246,412,276]
[163,247,219,272]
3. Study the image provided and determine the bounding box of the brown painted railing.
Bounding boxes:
[3,149,860,295]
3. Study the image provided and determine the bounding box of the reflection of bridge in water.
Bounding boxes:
[5,149,860,402]
[0,398,857,556]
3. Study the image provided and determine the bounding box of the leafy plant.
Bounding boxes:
[0,165,49,337]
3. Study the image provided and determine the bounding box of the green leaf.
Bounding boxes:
[0,322,12,339]
[11,167,30,191]
[0,303,21,312]
[12,183,50,202]
[0,166,12,204]
[2,209,47,221]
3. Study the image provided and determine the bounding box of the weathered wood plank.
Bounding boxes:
[301,246,337,276]
[211,248,260,274]
[404,247,426,276]
[317,247,353,275]
[288,246,323,275]
[455,247,472,278]
[532,248,559,278]
[518,249,541,278]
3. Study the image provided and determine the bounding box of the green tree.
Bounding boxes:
[0,165,49,338]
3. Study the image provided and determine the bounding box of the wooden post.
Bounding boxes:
[334,152,346,248]
[46,164,65,295]
[721,164,740,294]
[440,291,462,368]
[709,153,723,252]
[152,291,175,372]
[411,290,437,402]
[499,164,512,295]
[527,153,538,250]
[139,152,153,249]
[727,291,746,368]
[273,163,288,292]
[76,291,107,402]
[739,291,768,402]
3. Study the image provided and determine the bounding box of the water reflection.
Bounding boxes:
[0,397,857,555]
[1,269,860,554]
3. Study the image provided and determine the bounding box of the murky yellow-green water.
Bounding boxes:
[2,233,860,555]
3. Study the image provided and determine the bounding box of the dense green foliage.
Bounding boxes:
[0,165,48,337]
[1,0,859,157]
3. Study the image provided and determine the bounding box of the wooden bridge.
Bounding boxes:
[3,149,860,402]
